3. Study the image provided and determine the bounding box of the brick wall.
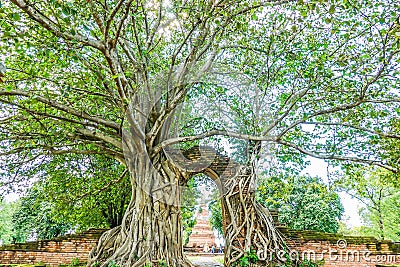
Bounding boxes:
[280,228,400,267]
[0,227,399,267]
[0,229,106,266]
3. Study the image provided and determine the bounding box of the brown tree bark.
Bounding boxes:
[221,164,288,267]
[87,141,192,267]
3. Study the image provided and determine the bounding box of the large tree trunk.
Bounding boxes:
[87,142,191,267]
[221,164,288,267]
[87,194,189,267]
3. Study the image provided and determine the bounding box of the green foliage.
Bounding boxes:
[257,175,343,233]
[67,258,83,267]
[274,248,324,267]
[37,154,131,230]
[209,174,343,236]
[106,260,120,267]
[1,0,398,193]
[6,154,132,242]
[181,177,200,245]
[0,199,21,244]
[299,259,325,267]
[234,249,258,267]
[335,167,400,241]
[10,154,130,240]
[208,198,224,237]
[12,184,71,241]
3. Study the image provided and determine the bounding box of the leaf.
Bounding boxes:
[82,24,90,31]
[62,7,70,16]
[329,5,335,14]
[13,13,21,21]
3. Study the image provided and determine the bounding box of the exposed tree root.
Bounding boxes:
[222,166,291,267]
[87,199,194,267]
[87,149,194,267]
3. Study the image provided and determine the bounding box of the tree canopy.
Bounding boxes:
[1,1,399,185]
[336,167,400,240]
[258,174,343,233]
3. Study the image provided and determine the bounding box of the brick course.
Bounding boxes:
[0,229,105,266]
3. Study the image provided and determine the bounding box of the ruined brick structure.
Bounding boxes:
[186,204,216,250]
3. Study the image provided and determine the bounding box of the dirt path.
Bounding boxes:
[191,256,224,267]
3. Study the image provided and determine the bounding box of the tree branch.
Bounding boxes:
[78,169,128,200]
[152,130,276,156]
[302,121,400,140]
[277,139,398,173]
[0,90,120,130]
[11,0,105,51]
[77,128,122,150]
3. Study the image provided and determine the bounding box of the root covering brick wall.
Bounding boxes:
[0,227,399,267]
[0,229,106,266]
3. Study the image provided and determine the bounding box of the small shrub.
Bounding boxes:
[299,259,325,267]
[234,249,258,267]
[158,260,167,267]
[67,258,81,267]
[107,260,120,267]
[273,249,325,267]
